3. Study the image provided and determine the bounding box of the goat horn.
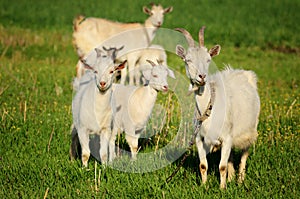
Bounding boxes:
[102,46,109,51]
[156,59,163,65]
[146,59,156,67]
[102,46,117,52]
[198,26,206,47]
[175,28,195,47]
[116,46,124,51]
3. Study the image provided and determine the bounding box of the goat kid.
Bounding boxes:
[110,60,175,160]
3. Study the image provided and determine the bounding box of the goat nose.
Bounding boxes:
[99,81,106,87]
[162,85,168,91]
[199,74,206,79]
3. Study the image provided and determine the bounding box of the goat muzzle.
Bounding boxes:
[162,85,168,92]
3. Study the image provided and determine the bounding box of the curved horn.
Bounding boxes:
[102,46,108,51]
[102,46,116,52]
[156,59,163,65]
[175,28,195,47]
[116,46,124,51]
[146,59,156,67]
[198,26,206,47]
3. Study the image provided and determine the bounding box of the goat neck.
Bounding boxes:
[142,84,158,99]
[130,85,157,116]
[194,82,213,116]
[143,19,158,45]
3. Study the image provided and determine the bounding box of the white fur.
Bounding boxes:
[71,47,125,167]
[110,63,175,160]
[176,28,260,189]
[72,4,172,85]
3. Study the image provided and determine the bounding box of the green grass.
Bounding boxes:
[0,0,299,198]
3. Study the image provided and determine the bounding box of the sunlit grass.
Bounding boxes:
[0,0,299,198]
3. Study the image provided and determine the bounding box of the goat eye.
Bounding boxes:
[153,74,158,78]
[109,70,114,74]
[94,71,98,74]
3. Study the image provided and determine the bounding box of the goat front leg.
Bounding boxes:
[99,129,110,165]
[125,133,138,160]
[134,65,142,86]
[238,147,249,183]
[127,57,138,85]
[196,135,210,184]
[108,127,118,162]
[219,138,232,189]
[77,127,90,167]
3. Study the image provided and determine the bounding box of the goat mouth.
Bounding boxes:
[199,81,206,86]
[162,88,168,92]
[193,80,206,87]
[97,85,109,92]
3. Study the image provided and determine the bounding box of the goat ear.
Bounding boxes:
[143,6,152,15]
[94,48,103,57]
[142,69,152,81]
[114,60,127,71]
[176,45,186,59]
[164,6,173,14]
[81,59,93,70]
[168,68,176,79]
[209,45,221,57]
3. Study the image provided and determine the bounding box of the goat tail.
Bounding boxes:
[245,71,258,89]
[73,15,86,31]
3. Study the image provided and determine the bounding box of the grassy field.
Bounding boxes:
[0,0,299,198]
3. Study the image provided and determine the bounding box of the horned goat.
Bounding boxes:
[110,60,175,160]
[175,27,260,189]
[72,4,173,85]
[132,44,167,85]
[74,46,124,91]
[71,47,126,167]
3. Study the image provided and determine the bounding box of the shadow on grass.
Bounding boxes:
[170,148,244,185]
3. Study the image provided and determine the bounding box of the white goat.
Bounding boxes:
[175,27,260,189]
[110,60,175,160]
[132,44,167,85]
[71,47,126,167]
[72,4,173,85]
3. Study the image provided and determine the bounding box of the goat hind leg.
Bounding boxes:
[238,147,249,183]
[227,151,235,182]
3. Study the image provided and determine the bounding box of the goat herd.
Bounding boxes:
[69,4,260,189]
